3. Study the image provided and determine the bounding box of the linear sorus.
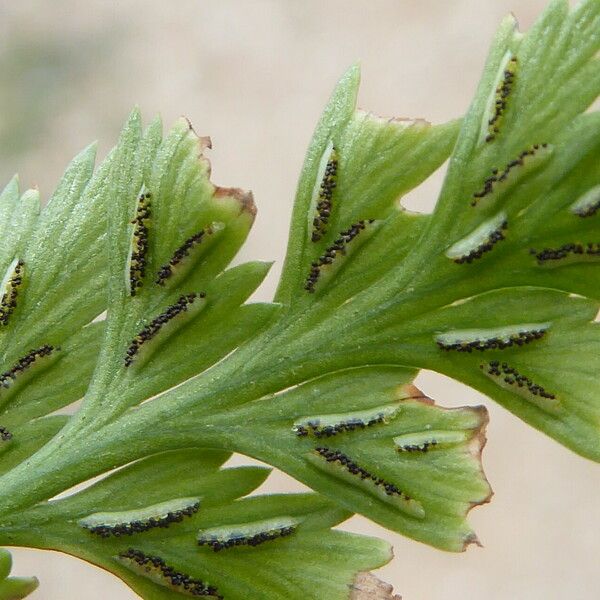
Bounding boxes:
[307,447,425,519]
[394,430,470,453]
[124,293,206,367]
[311,143,338,242]
[293,404,401,438]
[305,219,376,292]
[127,187,151,296]
[436,323,549,352]
[0,258,24,326]
[446,212,508,263]
[569,185,600,218]
[0,426,12,442]
[155,223,223,285]
[530,242,600,265]
[117,548,222,598]
[79,497,200,538]
[471,144,551,207]
[484,53,517,143]
[0,345,56,390]
[480,360,560,413]
[197,517,298,552]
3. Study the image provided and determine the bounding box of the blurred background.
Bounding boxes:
[0,0,598,598]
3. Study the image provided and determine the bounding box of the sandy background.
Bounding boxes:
[0,1,598,598]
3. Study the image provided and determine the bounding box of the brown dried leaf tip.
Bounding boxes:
[350,572,401,600]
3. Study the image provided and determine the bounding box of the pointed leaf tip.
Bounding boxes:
[331,64,361,109]
[122,107,143,133]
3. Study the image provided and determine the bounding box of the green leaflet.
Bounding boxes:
[393,289,600,457]
[276,72,460,308]
[181,366,490,551]
[110,495,390,600]
[5,450,389,600]
[0,130,118,476]
[0,550,37,600]
[70,112,270,427]
[4,144,107,348]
